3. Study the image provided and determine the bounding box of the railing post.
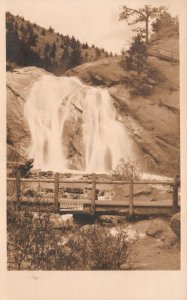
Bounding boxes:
[129,179,134,217]
[91,173,96,215]
[54,172,59,213]
[15,170,21,202]
[172,175,179,213]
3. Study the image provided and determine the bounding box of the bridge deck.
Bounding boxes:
[59,198,180,215]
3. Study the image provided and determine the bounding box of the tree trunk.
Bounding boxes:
[145,18,149,44]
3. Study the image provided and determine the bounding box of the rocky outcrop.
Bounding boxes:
[7,34,179,176]
[7,67,49,161]
[145,218,177,248]
[66,52,179,176]
[170,213,180,238]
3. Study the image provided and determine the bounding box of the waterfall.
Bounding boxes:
[24,75,134,173]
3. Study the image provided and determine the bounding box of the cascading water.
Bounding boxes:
[24,75,134,173]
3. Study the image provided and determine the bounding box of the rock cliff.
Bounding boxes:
[7,28,179,176]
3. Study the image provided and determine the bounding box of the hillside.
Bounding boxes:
[6,12,113,75]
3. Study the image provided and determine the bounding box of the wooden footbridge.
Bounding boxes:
[7,170,180,217]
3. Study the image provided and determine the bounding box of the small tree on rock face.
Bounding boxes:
[119,5,167,44]
[126,34,148,80]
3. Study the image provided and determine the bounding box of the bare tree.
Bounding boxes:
[119,5,167,44]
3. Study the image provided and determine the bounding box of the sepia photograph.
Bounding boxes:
[5,0,182,274]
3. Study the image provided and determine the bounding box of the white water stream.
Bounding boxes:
[24,75,134,173]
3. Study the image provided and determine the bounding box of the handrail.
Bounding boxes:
[7,172,179,215]
[7,177,174,185]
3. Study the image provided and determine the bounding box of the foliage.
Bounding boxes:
[119,5,167,44]
[152,11,179,33]
[41,28,46,35]
[69,46,83,68]
[6,12,110,75]
[7,204,137,270]
[50,42,56,58]
[7,203,60,270]
[54,225,136,270]
[113,158,142,181]
[125,34,148,80]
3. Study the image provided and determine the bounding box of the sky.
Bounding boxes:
[6,0,180,54]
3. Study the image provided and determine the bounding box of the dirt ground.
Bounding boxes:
[125,219,180,270]
[130,236,180,270]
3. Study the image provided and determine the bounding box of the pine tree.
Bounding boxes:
[14,21,19,30]
[152,11,179,33]
[69,47,82,68]
[119,5,167,44]
[6,20,13,31]
[125,34,148,80]
[41,28,46,36]
[6,29,20,62]
[44,43,50,55]
[49,26,54,33]
[28,32,37,46]
[50,42,56,58]
[95,47,101,59]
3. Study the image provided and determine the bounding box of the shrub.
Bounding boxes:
[7,203,60,270]
[113,158,142,181]
[56,225,136,270]
[7,204,137,270]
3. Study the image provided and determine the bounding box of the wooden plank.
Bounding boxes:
[7,178,16,182]
[59,180,173,185]
[54,173,59,213]
[6,178,174,185]
[15,171,21,202]
[18,178,54,183]
[90,173,96,215]
[59,199,176,207]
[129,180,134,216]
[172,175,179,213]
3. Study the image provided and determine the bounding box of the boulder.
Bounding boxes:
[138,83,153,96]
[170,213,180,238]
[145,218,177,248]
[98,215,126,225]
[49,213,74,229]
[146,218,172,239]
[79,224,98,233]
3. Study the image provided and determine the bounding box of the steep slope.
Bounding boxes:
[66,29,179,176]
[7,67,49,160]
[6,12,112,75]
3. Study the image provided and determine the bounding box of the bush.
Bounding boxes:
[7,203,60,270]
[7,204,137,270]
[113,158,142,181]
[55,225,136,270]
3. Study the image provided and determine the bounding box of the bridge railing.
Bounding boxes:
[7,171,180,216]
